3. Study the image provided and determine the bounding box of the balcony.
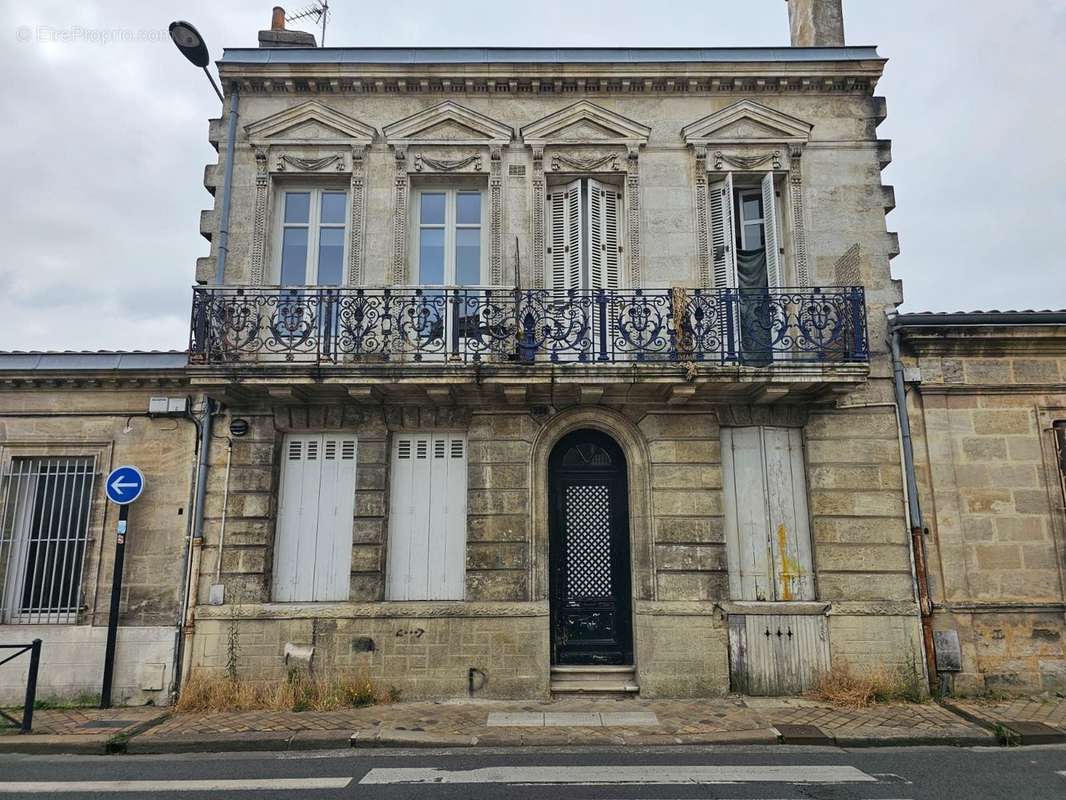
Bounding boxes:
[187,286,869,404]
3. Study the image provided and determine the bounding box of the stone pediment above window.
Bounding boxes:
[244,100,377,147]
[681,99,812,148]
[382,101,514,147]
[521,100,651,150]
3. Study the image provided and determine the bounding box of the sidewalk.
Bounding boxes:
[3,695,1032,754]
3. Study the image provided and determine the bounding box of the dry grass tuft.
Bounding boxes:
[811,658,926,708]
[176,669,391,713]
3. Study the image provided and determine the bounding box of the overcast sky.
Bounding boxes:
[1,0,1063,351]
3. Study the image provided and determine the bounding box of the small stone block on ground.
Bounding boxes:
[774,723,834,745]
[600,712,659,727]
[1002,720,1066,745]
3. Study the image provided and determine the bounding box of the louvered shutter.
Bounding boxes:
[588,179,623,290]
[708,174,738,289]
[549,180,583,293]
[313,436,357,601]
[386,433,467,600]
[761,172,782,288]
[762,427,814,602]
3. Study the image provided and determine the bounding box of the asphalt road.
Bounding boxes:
[0,744,1064,799]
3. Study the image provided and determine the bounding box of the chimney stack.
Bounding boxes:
[786,0,845,47]
[258,6,318,48]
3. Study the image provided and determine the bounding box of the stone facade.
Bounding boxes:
[0,357,194,704]
[901,319,1066,694]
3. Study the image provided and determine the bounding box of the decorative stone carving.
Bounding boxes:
[348,145,367,285]
[713,150,782,171]
[249,148,269,285]
[531,146,545,289]
[550,152,620,172]
[490,146,503,286]
[276,153,345,172]
[693,146,710,288]
[625,146,642,289]
[392,146,410,285]
[789,145,810,286]
[414,153,483,172]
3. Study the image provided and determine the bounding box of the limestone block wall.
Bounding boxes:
[907,343,1066,693]
[0,386,196,703]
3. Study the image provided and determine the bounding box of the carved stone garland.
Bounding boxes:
[348,145,367,285]
[391,146,409,284]
[788,146,810,287]
[249,148,270,285]
[531,147,545,289]
[693,146,711,288]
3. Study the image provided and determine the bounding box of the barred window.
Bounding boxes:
[0,457,96,624]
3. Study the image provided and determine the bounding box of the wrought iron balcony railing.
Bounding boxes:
[189,286,869,366]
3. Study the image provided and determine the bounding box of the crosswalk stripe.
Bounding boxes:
[0,778,352,793]
[360,765,877,785]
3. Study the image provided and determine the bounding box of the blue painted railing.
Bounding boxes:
[189,286,868,366]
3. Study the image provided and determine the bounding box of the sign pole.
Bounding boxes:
[100,502,130,709]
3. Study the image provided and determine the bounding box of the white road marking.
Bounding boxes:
[0,778,352,793]
[360,765,877,785]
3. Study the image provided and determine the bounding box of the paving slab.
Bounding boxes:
[544,712,602,727]
[487,712,543,726]
[601,711,659,727]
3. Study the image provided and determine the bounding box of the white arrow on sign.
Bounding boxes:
[110,478,139,495]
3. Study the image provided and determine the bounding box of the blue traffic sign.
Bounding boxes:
[105,465,145,505]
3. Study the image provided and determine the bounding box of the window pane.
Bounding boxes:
[280,227,309,284]
[418,228,445,284]
[741,195,762,223]
[456,192,481,225]
[743,223,764,251]
[284,192,311,224]
[455,228,481,286]
[320,192,347,225]
[420,193,446,225]
[317,227,344,285]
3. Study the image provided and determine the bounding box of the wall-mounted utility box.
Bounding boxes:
[148,396,188,416]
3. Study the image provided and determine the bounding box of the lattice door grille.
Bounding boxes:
[563,483,612,599]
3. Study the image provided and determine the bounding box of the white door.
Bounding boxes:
[721,426,814,602]
[386,433,467,600]
[273,433,357,602]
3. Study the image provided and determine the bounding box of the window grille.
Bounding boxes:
[0,457,97,624]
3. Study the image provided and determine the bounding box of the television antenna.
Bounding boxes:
[286,1,331,46]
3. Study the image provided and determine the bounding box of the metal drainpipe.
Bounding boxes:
[889,319,939,693]
[216,81,239,285]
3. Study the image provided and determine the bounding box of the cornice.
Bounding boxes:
[218,61,883,97]
[902,326,1066,357]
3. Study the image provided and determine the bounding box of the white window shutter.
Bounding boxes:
[312,436,357,601]
[763,428,815,601]
[761,172,782,288]
[273,434,324,602]
[588,179,622,291]
[549,180,582,293]
[708,174,738,290]
[721,427,773,601]
[386,433,466,600]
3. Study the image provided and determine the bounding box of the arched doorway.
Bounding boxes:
[548,429,633,665]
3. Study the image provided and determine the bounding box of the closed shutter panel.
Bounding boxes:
[313,436,357,601]
[708,173,738,290]
[274,435,323,602]
[549,180,582,293]
[588,179,622,291]
[764,428,814,601]
[722,427,773,601]
[761,172,782,288]
[387,433,466,600]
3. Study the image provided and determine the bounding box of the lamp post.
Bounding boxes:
[167,20,230,698]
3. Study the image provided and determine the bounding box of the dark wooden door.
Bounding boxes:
[549,430,633,665]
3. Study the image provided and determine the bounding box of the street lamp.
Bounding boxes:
[168,21,223,102]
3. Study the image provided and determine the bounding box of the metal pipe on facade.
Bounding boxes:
[888,317,939,693]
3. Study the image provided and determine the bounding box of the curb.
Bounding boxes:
[0,734,113,755]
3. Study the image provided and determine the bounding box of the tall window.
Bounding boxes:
[415,190,483,286]
[0,457,96,623]
[1055,421,1066,506]
[707,173,782,290]
[546,178,622,292]
[276,188,348,285]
